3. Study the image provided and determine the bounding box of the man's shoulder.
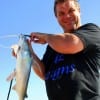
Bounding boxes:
[80,23,100,29]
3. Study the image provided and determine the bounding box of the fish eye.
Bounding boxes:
[18,46,21,51]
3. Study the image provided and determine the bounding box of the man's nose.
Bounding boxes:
[66,14,71,18]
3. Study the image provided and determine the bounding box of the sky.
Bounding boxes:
[0,0,100,100]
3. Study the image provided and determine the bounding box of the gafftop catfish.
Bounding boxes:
[7,34,33,100]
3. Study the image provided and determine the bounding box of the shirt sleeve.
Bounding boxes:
[74,23,100,50]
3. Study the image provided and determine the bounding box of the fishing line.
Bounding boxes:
[0,34,18,49]
[0,34,30,49]
[0,44,11,49]
[7,79,13,100]
[0,34,18,39]
[7,69,16,100]
[0,34,30,39]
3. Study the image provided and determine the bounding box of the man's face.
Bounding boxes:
[56,0,81,32]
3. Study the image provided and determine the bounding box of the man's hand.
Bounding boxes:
[30,32,47,44]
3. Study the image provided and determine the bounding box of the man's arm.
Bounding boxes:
[28,40,45,80]
[31,52,45,80]
[30,32,84,54]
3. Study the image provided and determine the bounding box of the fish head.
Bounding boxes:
[18,34,29,51]
[11,34,30,56]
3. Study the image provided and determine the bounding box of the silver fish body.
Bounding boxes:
[7,34,33,100]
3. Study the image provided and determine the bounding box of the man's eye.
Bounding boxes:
[70,9,75,13]
[58,12,65,16]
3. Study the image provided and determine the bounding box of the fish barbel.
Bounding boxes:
[7,34,33,100]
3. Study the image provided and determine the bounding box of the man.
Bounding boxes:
[28,0,100,100]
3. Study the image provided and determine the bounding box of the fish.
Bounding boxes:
[6,34,33,100]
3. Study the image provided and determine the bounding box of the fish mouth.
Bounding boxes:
[23,33,30,37]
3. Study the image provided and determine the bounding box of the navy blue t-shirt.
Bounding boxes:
[42,23,100,100]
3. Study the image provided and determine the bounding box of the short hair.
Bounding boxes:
[54,0,80,16]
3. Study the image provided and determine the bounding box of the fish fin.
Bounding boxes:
[6,71,16,82]
[12,84,16,90]
[11,44,19,55]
